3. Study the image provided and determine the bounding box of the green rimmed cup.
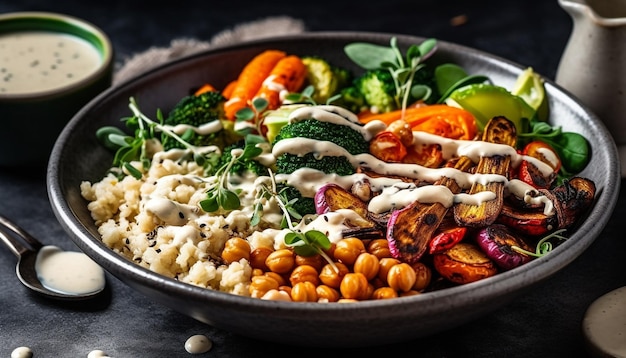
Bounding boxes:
[0,12,113,168]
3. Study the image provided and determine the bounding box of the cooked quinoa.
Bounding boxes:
[80,150,284,297]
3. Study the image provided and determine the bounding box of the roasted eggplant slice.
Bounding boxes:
[454,116,517,227]
[496,176,596,236]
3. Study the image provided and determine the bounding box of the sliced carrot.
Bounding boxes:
[223,50,287,119]
[221,80,238,99]
[359,104,478,140]
[194,83,217,96]
[253,55,307,110]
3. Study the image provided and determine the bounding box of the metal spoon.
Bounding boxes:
[0,214,105,301]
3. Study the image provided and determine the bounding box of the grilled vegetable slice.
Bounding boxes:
[386,156,473,263]
[475,224,533,270]
[433,242,498,284]
[497,176,596,235]
[453,116,517,227]
[428,227,467,254]
[387,200,448,263]
[314,183,377,231]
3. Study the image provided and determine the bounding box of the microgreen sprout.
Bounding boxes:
[344,37,437,116]
[199,134,266,213]
[235,97,269,136]
[96,97,219,179]
[252,170,337,270]
[511,228,568,257]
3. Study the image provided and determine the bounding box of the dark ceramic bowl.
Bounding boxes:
[0,12,113,167]
[47,32,620,348]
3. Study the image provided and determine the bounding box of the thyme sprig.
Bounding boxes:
[252,170,337,268]
[511,228,568,257]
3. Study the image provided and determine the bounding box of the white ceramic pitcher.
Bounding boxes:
[556,0,626,175]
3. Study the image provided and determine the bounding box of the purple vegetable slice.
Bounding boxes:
[475,224,532,271]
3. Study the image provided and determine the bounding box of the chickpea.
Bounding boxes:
[387,119,413,147]
[249,275,279,298]
[265,248,295,274]
[372,286,399,300]
[251,268,264,277]
[289,265,320,286]
[291,281,318,302]
[264,271,287,287]
[319,262,349,289]
[221,237,250,264]
[387,263,417,292]
[411,261,432,291]
[295,254,323,272]
[400,290,421,297]
[340,272,370,300]
[378,257,401,284]
[249,247,273,271]
[316,285,340,303]
[333,238,366,265]
[262,289,292,302]
[367,239,392,259]
[353,252,380,281]
[278,285,292,297]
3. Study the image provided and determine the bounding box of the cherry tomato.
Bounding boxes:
[518,140,560,188]
[433,243,498,284]
[403,143,444,168]
[369,131,407,162]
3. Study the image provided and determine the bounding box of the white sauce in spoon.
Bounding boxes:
[35,245,105,295]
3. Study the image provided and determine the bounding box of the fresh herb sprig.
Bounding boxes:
[198,134,266,212]
[511,228,568,257]
[344,37,437,113]
[252,171,337,268]
[96,97,218,179]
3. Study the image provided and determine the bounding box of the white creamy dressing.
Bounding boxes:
[0,31,102,94]
[145,105,556,237]
[87,350,111,358]
[34,245,105,296]
[163,119,223,136]
[10,347,32,358]
[184,334,213,354]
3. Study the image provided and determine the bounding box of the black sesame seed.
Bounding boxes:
[178,212,184,219]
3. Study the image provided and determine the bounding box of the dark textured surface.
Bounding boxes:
[1,1,625,357]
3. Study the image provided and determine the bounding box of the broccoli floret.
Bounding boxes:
[302,56,352,104]
[278,184,316,216]
[216,141,269,176]
[273,119,369,155]
[273,117,368,176]
[332,86,367,113]
[355,69,397,113]
[161,91,242,151]
[276,153,355,176]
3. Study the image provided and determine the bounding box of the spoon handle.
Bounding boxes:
[0,214,42,257]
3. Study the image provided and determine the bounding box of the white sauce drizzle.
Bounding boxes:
[35,245,105,296]
[0,31,102,95]
[184,334,213,354]
[144,104,557,241]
